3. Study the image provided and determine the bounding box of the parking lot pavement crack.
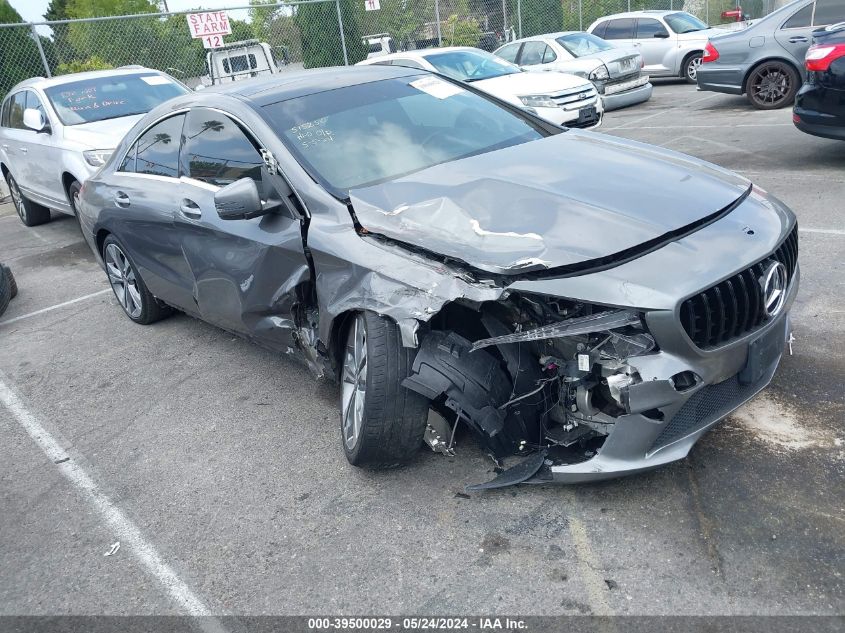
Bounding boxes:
[684,461,725,581]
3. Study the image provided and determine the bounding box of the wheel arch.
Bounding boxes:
[61,172,81,207]
[742,56,802,94]
[680,49,703,77]
[95,228,111,257]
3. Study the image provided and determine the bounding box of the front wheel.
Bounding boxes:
[6,173,51,227]
[340,311,429,468]
[684,53,702,84]
[102,235,170,325]
[746,62,799,109]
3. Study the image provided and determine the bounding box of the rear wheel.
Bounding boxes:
[746,61,799,109]
[102,235,170,325]
[6,173,50,227]
[340,311,429,468]
[683,53,702,84]
[1,264,16,299]
[0,265,11,317]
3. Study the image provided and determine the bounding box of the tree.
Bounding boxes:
[66,0,157,18]
[443,14,481,46]
[0,0,46,96]
[295,0,367,68]
[65,0,159,69]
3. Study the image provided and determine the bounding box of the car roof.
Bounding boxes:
[199,64,425,106]
[8,66,169,94]
[359,46,484,63]
[592,10,684,21]
[500,31,588,46]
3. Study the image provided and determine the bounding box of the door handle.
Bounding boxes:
[788,36,808,43]
[114,191,130,208]
[179,199,201,219]
[18,147,27,154]
[1,144,8,150]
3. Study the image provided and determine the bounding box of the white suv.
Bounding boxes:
[0,67,187,226]
[588,11,725,83]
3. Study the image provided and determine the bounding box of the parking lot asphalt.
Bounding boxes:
[0,81,843,618]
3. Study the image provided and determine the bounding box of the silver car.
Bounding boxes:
[0,67,187,227]
[588,10,727,83]
[494,32,653,110]
[697,0,845,109]
[77,65,798,488]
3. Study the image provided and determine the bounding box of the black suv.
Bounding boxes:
[794,23,845,140]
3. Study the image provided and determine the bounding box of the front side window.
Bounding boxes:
[664,12,708,34]
[43,73,187,126]
[26,91,46,121]
[591,21,609,39]
[556,33,615,57]
[424,50,521,82]
[263,76,549,195]
[9,92,27,129]
[814,0,845,25]
[495,43,521,63]
[519,41,548,65]
[132,114,185,178]
[604,18,636,40]
[637,18,669,38]
[181,109,264,187]
[0,98,9,127]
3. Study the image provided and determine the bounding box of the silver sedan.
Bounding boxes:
[494,32,652,110]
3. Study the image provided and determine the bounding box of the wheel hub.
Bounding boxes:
[105,243,143,319]
[341,314,368,450]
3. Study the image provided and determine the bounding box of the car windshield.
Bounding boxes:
[44,73,187,125]
[424,50,521,82]
[263,76,550,195]
[556,33,615,57]
[664,12,709,34]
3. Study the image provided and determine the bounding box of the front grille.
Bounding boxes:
[680,226,798,349]
[649,374,761,452]
[550,87,597,108]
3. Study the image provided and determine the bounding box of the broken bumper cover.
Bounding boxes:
[531,294,795,484]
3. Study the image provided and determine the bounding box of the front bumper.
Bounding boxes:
[534,97,603,129]
[696,64,746,95]
[531,270,798,484]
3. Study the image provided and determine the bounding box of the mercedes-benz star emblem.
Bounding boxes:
[761,261,787,318]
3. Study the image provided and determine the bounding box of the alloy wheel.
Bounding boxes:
[341,313,368,450]
[751,65,791,106]
[687,56,702,82]
[104,243,143,319]
[9,178,25,223]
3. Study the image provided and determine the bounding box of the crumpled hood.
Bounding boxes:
[62,114,145,150]
[349,130,750,275]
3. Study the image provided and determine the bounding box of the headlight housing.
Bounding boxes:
[588,65,610,81]
[83,149,114,167]
[519,95,558,108]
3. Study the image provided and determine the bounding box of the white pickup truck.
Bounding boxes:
[206,39,285,84]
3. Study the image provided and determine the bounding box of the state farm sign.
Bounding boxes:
[187,11,232,38]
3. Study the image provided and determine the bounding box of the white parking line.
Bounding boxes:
[568,517,614,617]
[0,377,227,631]
[799,227,845,236]
[0,289,111,327]
[617,123,792,129]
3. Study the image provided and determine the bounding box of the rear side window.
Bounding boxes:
[496,43,521,63]
[783,3,813,28]
[130,114,185,178]
[520,41,548,65]
[181,109,264,187]
[543,45,557,63]
[591,21,608,39]
[605,18,636,40]
[814,0,845,25]
[0,99,9,127]
[9,92,27,129]
[636,18,669,38]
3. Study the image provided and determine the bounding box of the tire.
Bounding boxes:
[340,311,429,468]
[746,61,799,110]
[102,235,170,325]
[0,265,10,318]
[68,180,83,234]
[683,53,702,84]
[5,173,51,227]
[1,264,16,299]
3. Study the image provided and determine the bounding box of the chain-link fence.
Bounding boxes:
[1,0,779,99]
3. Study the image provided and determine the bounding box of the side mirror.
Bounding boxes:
[215,178,267,220]
[654,31,670,39]
[23,108,48,133]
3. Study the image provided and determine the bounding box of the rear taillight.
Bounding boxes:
[805,43,845,72]
[703,41,720,63]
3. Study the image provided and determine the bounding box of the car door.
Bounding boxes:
[774,0,817,65]
[22,90,64,207]
[175,107,309,350]
[635,17,673,74]
[2,92,34,194]
[108,113,197,312]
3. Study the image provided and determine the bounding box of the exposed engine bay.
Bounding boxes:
[398,292,670,489]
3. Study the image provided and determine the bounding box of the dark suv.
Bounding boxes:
[794,23,845,139]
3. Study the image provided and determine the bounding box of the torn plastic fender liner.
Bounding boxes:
[470,309,641,352]
[402,331,518,457]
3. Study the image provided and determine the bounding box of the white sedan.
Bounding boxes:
[357,47,603,129]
